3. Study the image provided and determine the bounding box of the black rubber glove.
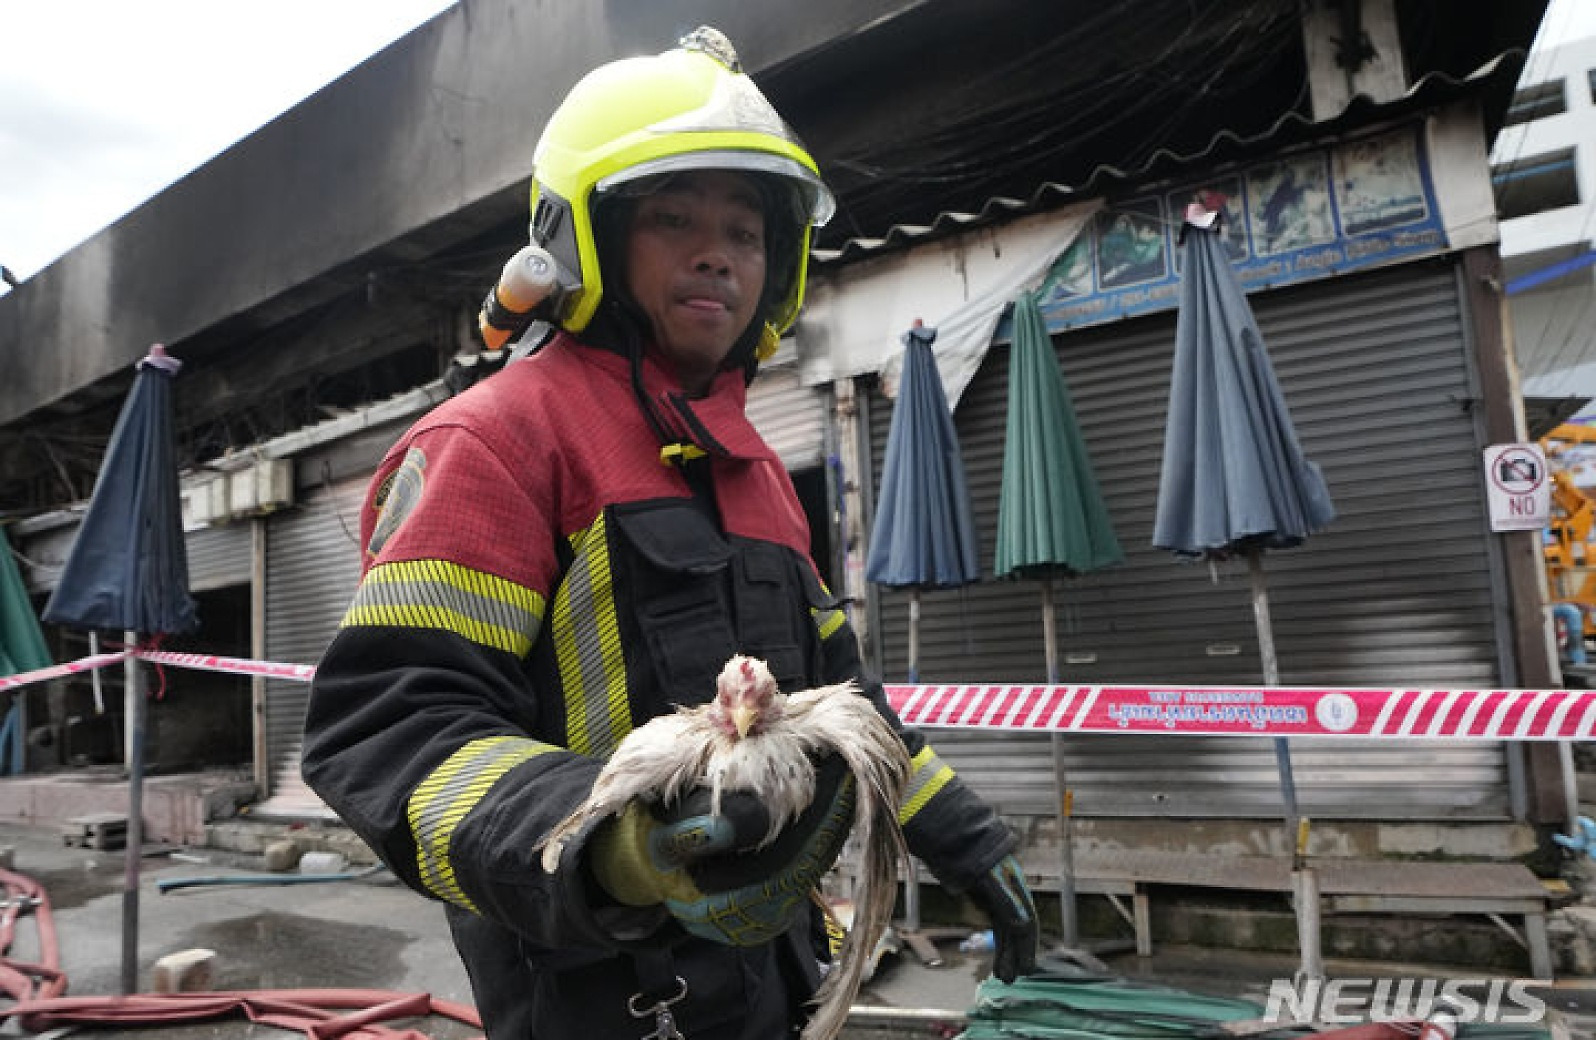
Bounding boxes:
[590,755,856,947]
[965,854,1038,983]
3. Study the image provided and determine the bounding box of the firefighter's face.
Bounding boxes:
[624,170,766,395]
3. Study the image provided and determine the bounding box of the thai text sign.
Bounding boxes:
[1029,124,1447,334]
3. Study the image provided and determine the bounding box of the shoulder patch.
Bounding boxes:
[368,446,427,557]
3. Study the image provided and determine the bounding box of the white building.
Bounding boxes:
[1492,34,1596,411]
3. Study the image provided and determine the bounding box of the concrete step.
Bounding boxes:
[0,769,255,846]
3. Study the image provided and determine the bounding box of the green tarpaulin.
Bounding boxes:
[0,525,49,775]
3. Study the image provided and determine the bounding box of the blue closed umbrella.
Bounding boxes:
[42,343,196,995]
[1153,202,1334,978]
[44,347,196,636]
[866,322,981,681]
[1152,208,1333,558]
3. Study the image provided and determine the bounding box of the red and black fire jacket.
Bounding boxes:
[301,333,1014,1034]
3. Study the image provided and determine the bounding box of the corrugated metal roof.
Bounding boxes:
[811,51,1524,267]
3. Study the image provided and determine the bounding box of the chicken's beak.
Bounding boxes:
[731,703,758,738]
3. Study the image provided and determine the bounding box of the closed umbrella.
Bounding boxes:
[994,288,1123,945]
[866,321,981,682]
[995,289,1124,675]
[43,343,197,995]
[0,526,51,774]
[1152,200,1334,977]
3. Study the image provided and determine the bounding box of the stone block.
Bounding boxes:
[152,948,216,993]
[263,839,302,872]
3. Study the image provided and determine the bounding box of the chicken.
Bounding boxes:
[537,654,912,1040]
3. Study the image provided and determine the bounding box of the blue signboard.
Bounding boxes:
[1029,125,1449,334]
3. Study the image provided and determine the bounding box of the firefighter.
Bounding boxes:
[302,27,1036,1040]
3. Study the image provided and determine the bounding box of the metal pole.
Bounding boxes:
[251,519,270,795]
[121,629,144,995]
[1042,578,1079,946]
[1041,579,1058,687]
[1246,551,1298,838]
[907,588,920,684]
[1051,737,1078,948]
[1247,550,1321,980]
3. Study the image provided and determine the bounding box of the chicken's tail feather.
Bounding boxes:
[801,790,907,1040]
[799,711,912,1040]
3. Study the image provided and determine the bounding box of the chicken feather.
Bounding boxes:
[535,654,912,1040]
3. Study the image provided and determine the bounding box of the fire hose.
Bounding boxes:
[0,867,482,1039]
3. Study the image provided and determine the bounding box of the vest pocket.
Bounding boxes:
[612,501,736,706]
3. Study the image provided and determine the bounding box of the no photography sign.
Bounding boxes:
[1483,442,1549,532]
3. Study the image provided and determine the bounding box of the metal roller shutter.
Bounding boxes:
[185,522,253,592]
[18,516,251,595]
[747,354,827,470]
[866,258,1510,820]
[254,477,368,818]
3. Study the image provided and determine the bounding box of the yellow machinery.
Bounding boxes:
[1542,423,1596,647]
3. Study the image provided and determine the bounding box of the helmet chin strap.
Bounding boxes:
[594,296,714,469]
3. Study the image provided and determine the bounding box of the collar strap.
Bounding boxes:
[659,442,708,467]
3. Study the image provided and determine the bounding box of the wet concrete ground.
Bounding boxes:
[0,820,1588,1039]
[0,821,473,1039]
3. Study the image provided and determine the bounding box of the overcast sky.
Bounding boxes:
[0,0,1592,289]
[0,0,456,285]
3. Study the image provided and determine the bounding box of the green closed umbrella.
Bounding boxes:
[0,525,50,775]
[995,289,1123,676]
[994,288,1123,945]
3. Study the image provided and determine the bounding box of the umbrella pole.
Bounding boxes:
[1041,579,1080,946]
[907,588,921,684]
[1245,551,1296,832]
[121,630,144,995]
[1246,550,1322,980]
[1041,579,1059,685]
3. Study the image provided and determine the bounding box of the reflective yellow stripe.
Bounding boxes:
[551,515,631,757]
[408,736,557,910]
[898,746,954,825]
[342,560,544,657]
[810,578,847,640]
[811,606,846,641]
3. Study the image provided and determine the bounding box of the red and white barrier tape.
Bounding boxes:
[0,649,314,693]
[8,652,1596,741]
[136,651,316,684]
[0,652,132,693]
[884,683,1596,741]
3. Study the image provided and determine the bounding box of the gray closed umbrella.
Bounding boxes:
[42,343,196,995]
[1153,201,1334,977]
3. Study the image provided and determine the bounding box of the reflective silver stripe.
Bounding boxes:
[409,736,557,909]
[344,559,543,656]
[899,745,954,824]
[551,517,630,758]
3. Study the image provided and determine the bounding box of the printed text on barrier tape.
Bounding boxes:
[884,684,1596,741]
[136,651,316,683]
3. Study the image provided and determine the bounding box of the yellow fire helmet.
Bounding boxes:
[529,26,835,360]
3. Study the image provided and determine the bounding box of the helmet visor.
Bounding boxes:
[596,149,834,227]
